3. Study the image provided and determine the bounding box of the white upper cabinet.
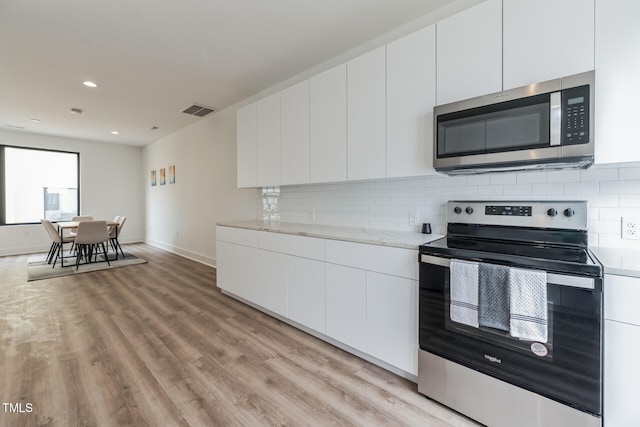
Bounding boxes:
[281,80,310,185]
[436,0,502,105]
[386,25,437,178]
[503,0,595,90]
[310,63,348,183]
[236,102,257,188]
[594,0,640,164]
[256,92,281,187]
[347,46,387,181]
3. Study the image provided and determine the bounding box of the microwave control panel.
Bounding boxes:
[562,84,590,145]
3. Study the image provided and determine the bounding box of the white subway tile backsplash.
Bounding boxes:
[601,180,640,194]
[478,185,504,196]
[620,195,640,207]
[490,173,517,185]
[504,184,532,196]
[531,183,564,196]
[270,165,640,250]
[517,171,547,184]
[620,167,640,180]
[587,195,619,208]
[563,181,599,195]
[580,167,618,182]
[547,170,581,183]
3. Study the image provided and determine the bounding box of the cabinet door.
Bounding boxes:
[436,0,502,105]
[366,272,418,375]
[288,256,325,334]
[256,92,281,186]
[281,80,310,185]
[325,263,366,352]
[503,0,594,89]
[386,25,436,178]
[347,47,386,181]
[256,250,288,317]
[310,63,347,183]
[604,320,640,426]
[595,0,640,164]
[236,102,257,188]
[216,241,258,302]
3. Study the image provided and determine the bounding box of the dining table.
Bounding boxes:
[56,220,119,267]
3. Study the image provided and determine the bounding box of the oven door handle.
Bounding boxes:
[420,254,595,290]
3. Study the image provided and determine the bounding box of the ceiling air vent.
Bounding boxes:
[182,104,215,117]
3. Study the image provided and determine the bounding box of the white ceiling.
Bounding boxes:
[0,0,460,147]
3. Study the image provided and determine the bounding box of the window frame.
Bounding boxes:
[0,144,80,226]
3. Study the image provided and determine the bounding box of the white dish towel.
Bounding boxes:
[509,267,548,342]
[450,259,480,328]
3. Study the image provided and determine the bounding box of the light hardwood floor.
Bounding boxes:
[0,243,480,427]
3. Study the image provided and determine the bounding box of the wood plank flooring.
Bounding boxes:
[0,243,480,427]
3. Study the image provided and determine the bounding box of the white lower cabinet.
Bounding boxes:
[604,320,640,426]
[256,250,288,317]
[366,272,418,375]
[216,240,258,302]
[217,226,419,377]
[288,256,325,334]
[604,274,640,426]
[325,263,367,352]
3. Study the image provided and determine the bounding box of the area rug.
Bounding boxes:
[27,252,147,281]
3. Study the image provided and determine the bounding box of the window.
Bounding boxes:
[0,145,79,225]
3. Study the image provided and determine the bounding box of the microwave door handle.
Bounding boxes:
[550,91,562,146]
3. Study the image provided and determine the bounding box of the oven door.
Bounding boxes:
[419,254,602,416]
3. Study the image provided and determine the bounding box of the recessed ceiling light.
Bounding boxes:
[111,131,120,135]
[83,81,98,88]
[30,118,42,123]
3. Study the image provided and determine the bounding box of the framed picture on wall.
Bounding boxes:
[168,165,175,184]
[160,168,166,185]
[150,170,156,186]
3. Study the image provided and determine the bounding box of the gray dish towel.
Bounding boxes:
[478,263,510,331]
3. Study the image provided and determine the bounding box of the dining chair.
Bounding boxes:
[108,216,126,258]
[74,220,110,270]
[69,215,94,252]
[41,219,74,268]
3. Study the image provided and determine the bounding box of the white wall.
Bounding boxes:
[275,163,640,250]
[0,128,144,256]
[142,106,257,266]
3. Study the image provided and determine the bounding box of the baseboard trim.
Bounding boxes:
[144,239,216,267]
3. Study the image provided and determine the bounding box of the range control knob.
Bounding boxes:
[465,207,474,215]
[563,208,575,218]
[547,208,557,217]
[454,206,462,214]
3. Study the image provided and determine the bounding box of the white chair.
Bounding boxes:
[74,221,110,270]
[108,216,126,258]
[69,215,94,252]
[41,219,74,268]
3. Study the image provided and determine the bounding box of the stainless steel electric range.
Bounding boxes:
[418,200,602,427]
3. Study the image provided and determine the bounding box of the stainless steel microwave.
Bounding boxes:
[433,71,594,175]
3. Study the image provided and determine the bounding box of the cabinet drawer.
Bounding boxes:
[258,231,325,261]
[216,226,259,247]
[604,274,640,325]
[325,239,418,280]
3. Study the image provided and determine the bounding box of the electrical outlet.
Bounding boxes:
[621,217,640,240]
[409,211,421,226]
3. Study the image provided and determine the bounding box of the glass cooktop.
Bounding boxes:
[420,236,602,277]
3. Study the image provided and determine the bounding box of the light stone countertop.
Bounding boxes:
[217,220,443,250]
[591,247,640,279]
